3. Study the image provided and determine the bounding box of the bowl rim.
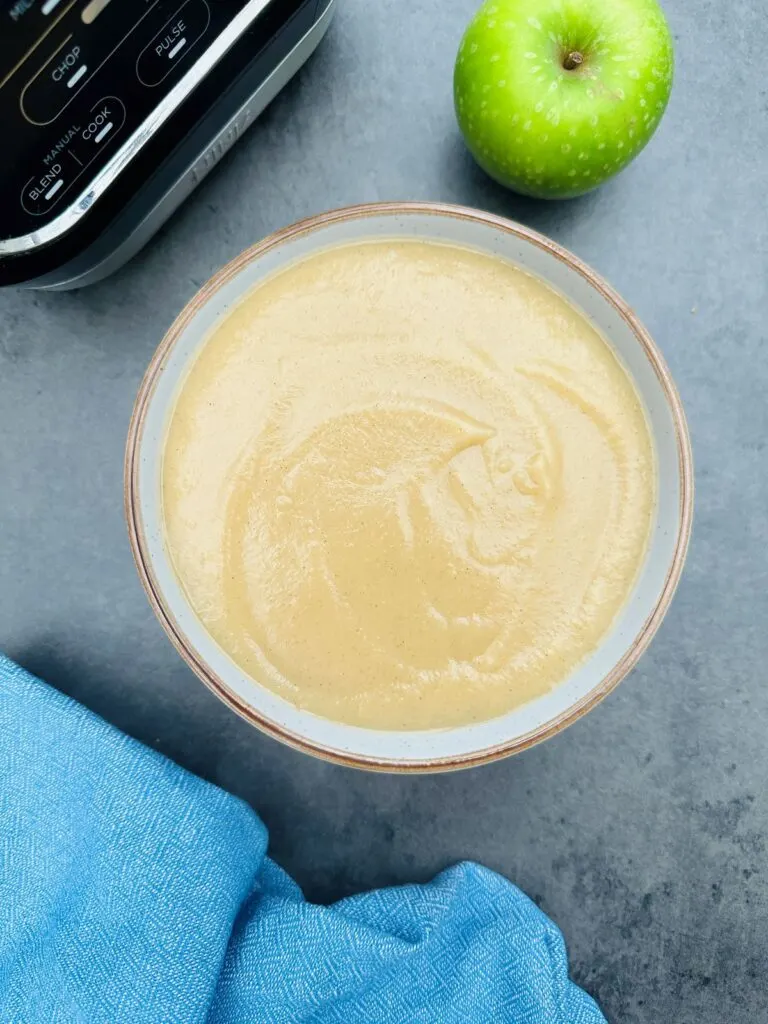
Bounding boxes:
[125,200,694,773]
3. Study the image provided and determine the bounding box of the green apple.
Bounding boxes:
[454,0,674,198]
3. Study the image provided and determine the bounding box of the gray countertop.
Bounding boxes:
[1,1,766,1020]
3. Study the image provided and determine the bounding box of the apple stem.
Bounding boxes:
[563,51,585,71]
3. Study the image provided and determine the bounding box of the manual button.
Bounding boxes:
[19,97,126,217]
[136,0,211,88]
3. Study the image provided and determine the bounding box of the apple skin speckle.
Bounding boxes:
[453,0,674,199]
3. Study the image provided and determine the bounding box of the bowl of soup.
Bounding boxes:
[125,202,693,771]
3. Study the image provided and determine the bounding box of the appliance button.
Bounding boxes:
[136,0,211,88]
[20,160,76,216]
[76,96,127,157]
[21,36,96,127]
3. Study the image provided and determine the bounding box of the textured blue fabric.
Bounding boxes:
[0,654,605,1023]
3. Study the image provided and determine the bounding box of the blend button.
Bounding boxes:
[20,160,75,216]
[136,0,210,88]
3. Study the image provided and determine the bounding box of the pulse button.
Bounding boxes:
[136,0,211,88]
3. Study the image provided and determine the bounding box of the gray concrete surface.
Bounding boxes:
[1,1,766,1020]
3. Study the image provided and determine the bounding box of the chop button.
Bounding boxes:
[21,36,96,126]
[136,0,211,88]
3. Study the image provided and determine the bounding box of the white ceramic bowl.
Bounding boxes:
[125,202,693,772]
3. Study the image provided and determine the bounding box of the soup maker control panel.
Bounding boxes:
[0,0,333,287]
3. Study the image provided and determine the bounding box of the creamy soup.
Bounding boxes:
[163,241,655,730]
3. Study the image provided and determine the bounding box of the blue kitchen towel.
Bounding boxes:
[0,653,605,1024]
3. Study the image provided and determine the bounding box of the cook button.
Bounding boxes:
[77,96,126,154]
[136,0,211,87]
